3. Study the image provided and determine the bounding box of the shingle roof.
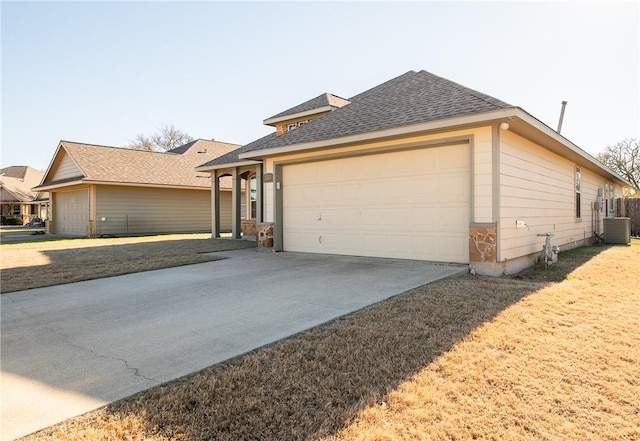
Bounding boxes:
[0,166,46,202]
[199,70,513,168]
[265,93,351,122]
[41,139,239,189]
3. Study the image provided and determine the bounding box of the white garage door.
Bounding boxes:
[55,189,89,235]
[282,144,470,263]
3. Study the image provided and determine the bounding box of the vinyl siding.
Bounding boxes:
[471,127,493,223]
[94,186,228,235]
[51,151,83,181]
[499,131,607,260]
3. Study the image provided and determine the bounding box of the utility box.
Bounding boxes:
[603,217,631,244]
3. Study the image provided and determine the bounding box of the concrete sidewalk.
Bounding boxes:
[1,249,465,440]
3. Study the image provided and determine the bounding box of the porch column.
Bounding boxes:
[211,170,221,238]
[231,167,242,239]
[256,163,263,223]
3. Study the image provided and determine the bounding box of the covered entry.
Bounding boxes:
[281,143,470,263]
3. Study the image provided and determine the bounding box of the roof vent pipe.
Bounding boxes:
[557,100,568,133]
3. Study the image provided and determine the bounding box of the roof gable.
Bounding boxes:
[198,70,513,169]
[38,139,240,190]
[0,166,45,202]
[263,93,352,125]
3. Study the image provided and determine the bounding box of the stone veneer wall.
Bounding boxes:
[469,223,497,263]
[242,220,256,236]
[256,222,274,248]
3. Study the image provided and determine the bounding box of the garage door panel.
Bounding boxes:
[283,144,469,263]
[55,189,88,235]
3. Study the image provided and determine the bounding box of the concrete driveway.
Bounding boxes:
[1,249,465,440]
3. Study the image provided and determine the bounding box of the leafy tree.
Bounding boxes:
[127,124,194,152]
[597,138,639,192]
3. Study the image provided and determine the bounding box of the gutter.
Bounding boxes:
[239,107,632,188]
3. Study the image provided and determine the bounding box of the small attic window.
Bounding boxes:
[297,120,309,127]
[287,123,297,132]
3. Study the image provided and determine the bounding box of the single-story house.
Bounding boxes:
[0,166,49,224]
[34,139,241,236]
[196,70,632,276]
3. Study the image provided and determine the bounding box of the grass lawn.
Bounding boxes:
[18,240,639,440]
[0,233,256,293]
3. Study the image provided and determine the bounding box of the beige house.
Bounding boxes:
[0,166,49,224]
[197,70,632,276]
[35,139,240,236]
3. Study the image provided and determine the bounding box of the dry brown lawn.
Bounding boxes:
[19,241,640,441]
[0,234,255,293]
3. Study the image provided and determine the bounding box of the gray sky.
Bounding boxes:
[2,1,638,171]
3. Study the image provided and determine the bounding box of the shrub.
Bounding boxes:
[4,217,24,226]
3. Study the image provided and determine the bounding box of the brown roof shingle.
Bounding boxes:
[41,139,239,189]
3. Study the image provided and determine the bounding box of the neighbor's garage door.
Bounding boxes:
[282,144,469,263]
[55,189,89,235]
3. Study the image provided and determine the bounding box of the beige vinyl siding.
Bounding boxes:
[95,186,223,235]
[471,127,493,223]
[51,151,83,181]
[1,188,17,201]
[499,131,604,260]
[218,191,232,232]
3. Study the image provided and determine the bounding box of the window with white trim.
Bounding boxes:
[250,175,257,219]
[575,167,581,219]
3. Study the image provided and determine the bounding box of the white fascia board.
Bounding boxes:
[262,106,335,126]
[513,109,634,187]
[35,180,212,191]
[245,107,633,188]
[243,108,519,159]
[33,179,85,192]
[195,160,261,173]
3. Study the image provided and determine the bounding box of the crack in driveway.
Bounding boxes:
[7,296,160,385]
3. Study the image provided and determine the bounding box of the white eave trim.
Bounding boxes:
[195,160,261,172]
[244,108,519,159]
[243,106,632,188]
[34,180,214,191]
[513,108,634,187]
[263,105,335,126]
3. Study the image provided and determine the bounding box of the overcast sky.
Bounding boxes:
[2,1,638,171]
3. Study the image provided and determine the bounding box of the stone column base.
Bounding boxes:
[256,222,274,248]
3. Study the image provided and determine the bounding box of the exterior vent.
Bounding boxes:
[603,217,631,244]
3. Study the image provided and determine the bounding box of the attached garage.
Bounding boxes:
[281,143,470,263]
[199,70,632,276]
[54,189,89,235]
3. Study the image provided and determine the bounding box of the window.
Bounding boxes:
[287,123,297,132]
[575,167,581,219]
[12,205,20,216]
[250,175,257,219]
[604,182,615,216]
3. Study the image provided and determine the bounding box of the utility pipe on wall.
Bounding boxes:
[557,100,568,133]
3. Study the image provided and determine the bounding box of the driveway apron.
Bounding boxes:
[1,249,465,440]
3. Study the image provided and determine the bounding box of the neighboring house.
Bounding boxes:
[0,166,49,224]
[197,70,632,276]
[34,139,240,236]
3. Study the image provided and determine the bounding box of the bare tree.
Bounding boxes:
[597,138,639,191]
[127,134,155,151]
[126,124,194,152]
